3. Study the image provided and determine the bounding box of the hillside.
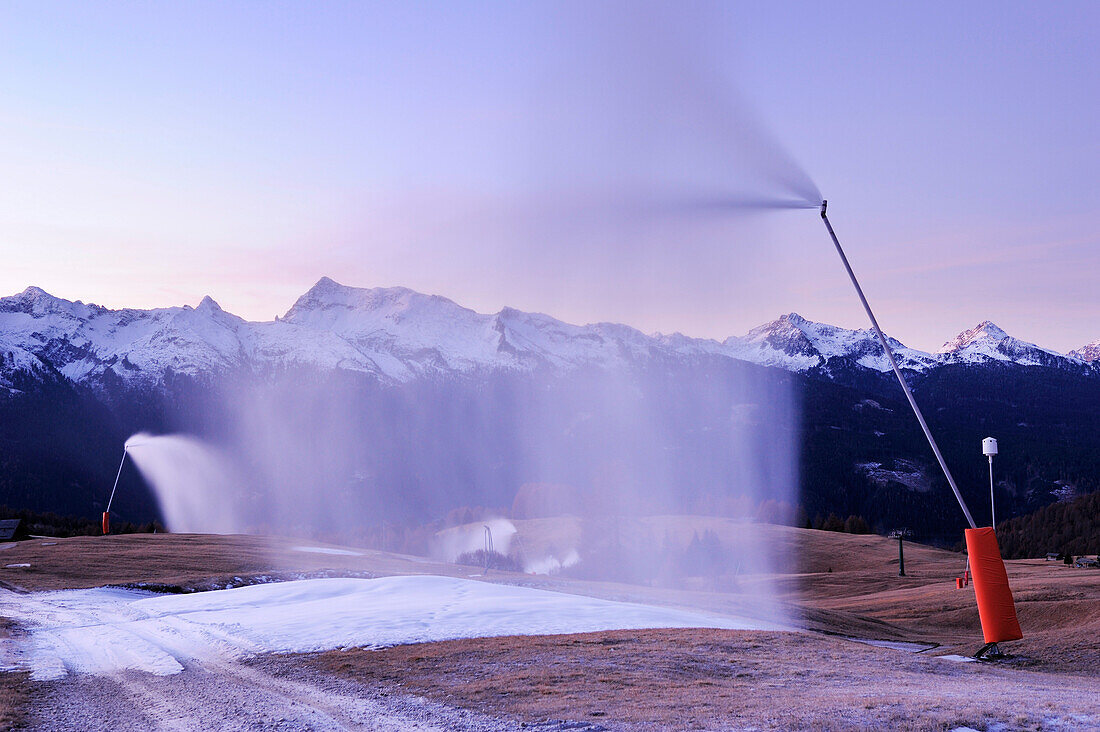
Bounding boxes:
[2,527,1098,674]
[997,491,1100,559]
[4,527,1100,730]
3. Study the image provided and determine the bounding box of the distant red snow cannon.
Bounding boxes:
[819,200,1022,658]
[102,511,110,536]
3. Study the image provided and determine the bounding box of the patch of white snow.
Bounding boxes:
[292,546,363,556]
[0,576,779,681]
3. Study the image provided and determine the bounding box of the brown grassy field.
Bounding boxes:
[2,523,1098,729]
[287,628,1099,731]
[783,530,1100,676]
[0,533,453,592]
[2,525,1097,672]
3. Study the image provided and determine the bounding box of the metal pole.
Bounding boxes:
[483,525,493,574]
[106,449,127,514]
[988,456,995,528]
[820,201,977,529]
[898,536,906,577]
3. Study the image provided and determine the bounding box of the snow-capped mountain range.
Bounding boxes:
[0,277,1096,393]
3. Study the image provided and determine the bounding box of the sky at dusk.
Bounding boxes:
[0,1,1097,352]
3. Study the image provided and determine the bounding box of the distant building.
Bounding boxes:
[0,519,21,541]
[1073,556,1099,569]
[1045,553,1060,561]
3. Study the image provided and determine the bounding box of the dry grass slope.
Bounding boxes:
[0,618,28,730]
[293,628,1099,731]
[2,525,1099,729]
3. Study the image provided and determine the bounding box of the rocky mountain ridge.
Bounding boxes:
[1,278,1096,393]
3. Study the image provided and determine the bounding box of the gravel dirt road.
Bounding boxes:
[24,655,606,731]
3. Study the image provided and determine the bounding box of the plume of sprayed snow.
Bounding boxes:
[493,1,822,208]
[525,549,581,576]
[340,1,822,312]
[112,1,810,627]
[122,355,801,627]
[124,433,246,534]
[433,519,518,563]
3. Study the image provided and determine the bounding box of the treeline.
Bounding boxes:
[0,505,163,538]
[807,512,872,534]
[455,549,523,572]
[996,491,1100,559]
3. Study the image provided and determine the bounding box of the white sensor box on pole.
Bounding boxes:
[982,437,998,457]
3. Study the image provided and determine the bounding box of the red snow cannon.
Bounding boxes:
[965,527,1022,643]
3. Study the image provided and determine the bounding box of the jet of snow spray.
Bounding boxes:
[344,1,824,308]
[111,2,818,629]
[120,433,247,534]
[818,201,974,528]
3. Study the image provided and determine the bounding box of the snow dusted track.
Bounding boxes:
[0,575,773,681]
[27,659,545,732]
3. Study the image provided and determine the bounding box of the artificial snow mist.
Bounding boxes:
[100,1,816,628]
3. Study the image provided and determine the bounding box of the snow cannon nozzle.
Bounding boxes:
[820,200,828,218]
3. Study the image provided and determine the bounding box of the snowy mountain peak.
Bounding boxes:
[283,278,468,322]
[732,314,817,358]
[975,320,1007,339]
[779,312,809,326]
[6,286,71,314]
[19,285,51,300]
[285,277,364,315]
[745,312,812,338]
[726,312,936,374]
[938,321,1009,353]
[285,277,354,312]
[0,285,98,321]
[1069,340,1100,362]
[938,321,1070,367]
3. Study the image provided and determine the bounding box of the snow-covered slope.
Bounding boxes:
[0,285,385,385]
[0,279,1094,390]
[936,321,1078,368]
[0,335,51,393]
[0,576,773,680]
[281,277,666,379]
[0,279,696,387]
[0,287,245,385]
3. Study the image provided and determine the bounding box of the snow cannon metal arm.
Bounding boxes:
[819,201,976,530]
[819,200,1020,654]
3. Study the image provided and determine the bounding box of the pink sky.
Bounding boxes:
[0,2,1096,352]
